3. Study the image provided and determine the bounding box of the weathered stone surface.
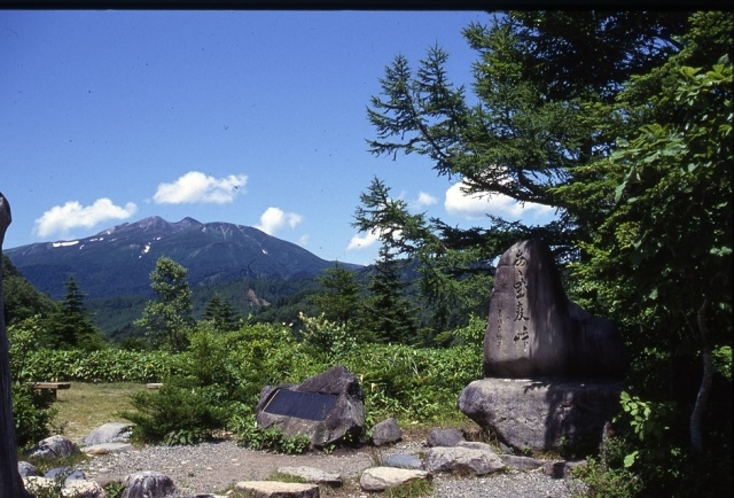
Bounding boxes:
[483,239,627,378]
[122,471,176,498]
[276,466,342,485]
[234,480,320,498]
[383,454,425,470]
[427,427,464,447]
[256,365,365,448]
[45,466,85,483]
[425,446,504,476]
[81,422,133,446]
[18,461,39,477]
[27,435,80,460]
[23,477,105,498]
[359,467,429,492]
[82,442,135,456]
[371,417,402,446]
[458,377,623,453]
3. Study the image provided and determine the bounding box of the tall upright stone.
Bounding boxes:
[0,192,28,498]
[483,239,627,378]
[460,239,628,454]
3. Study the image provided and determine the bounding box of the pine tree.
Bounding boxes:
[361,245,418,344]
[203,293,240,332]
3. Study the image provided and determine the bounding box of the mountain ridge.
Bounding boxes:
[3,216,361,300]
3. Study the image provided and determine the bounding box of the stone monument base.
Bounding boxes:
[458,378,623,455]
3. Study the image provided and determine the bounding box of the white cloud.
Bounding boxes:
[255,207,304,235]
[412,191,438,209]
[298,234,310,246]
[347,228,381,250]
[35,198,138,238]
[153,171,247,204]
[444,180,555,220]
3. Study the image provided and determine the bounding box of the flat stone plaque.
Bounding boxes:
[263,389,338,421]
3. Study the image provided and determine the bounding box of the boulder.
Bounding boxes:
[80,422,133,446]
[483,239,627,378]
[371,418,401,446]
[425,446,504,476]
[276,466,342,485]
[458,377,623,453]
[18,461,40,477]
[359,467,429,492]
[234,481,319,498]
[27,435,80,460]
[122,471,176,498]
[256,365,365,448]
[427,427,464,447]
[383,454,425,470]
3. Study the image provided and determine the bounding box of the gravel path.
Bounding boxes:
[77,439,585,497]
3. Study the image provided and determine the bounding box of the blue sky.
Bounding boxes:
[1,10,555,265]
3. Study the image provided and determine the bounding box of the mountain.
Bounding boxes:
[3,216,360,300]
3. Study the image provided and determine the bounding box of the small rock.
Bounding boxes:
[45,466,86,483]
[83,442,135,456]
[234,480,319,498]
[122,470,176,498]
[426,446,505,476]
[81,422,133,446]
[27,435,80,459]
[276,466,342,485]
[371,418,402,446]
[427,428,464,447]
[18,461,40,477]
[359,466,429,492]
[544,459,587,478]
[383,454,425,470]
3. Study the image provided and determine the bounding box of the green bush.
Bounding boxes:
[120,377,230,444]
[11,382,56,449]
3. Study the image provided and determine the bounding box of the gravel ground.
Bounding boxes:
[77,438,586,497]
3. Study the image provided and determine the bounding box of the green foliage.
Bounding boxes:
[572,435,643,498]
[121,377,230,445]
[43,276,108,351]
[231,414,311,454]
[135,256,194,352]
[382,477,433,498]
[1,254,57,326]
[361,244,419,344]
[11,382,56,449]
[203,293,240,332]
[309,263,364,325]
[299,312,357,362]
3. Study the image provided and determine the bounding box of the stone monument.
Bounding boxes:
[256,365,365,448]
[459,239,627,454]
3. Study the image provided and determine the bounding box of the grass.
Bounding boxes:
[50,382,148,442]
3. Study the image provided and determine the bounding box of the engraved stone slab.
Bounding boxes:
[256,365,365,448]
[483,239,627,378]
[263,389,338,421]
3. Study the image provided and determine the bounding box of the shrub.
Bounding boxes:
[11,382,56,449]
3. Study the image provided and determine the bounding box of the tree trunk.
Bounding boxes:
[0,193,26,497]
[690,298,713,453]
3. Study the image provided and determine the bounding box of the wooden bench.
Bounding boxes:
[146,383,164,390]
[30,382,71,399]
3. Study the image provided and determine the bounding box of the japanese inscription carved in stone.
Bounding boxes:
[484,239,627,379]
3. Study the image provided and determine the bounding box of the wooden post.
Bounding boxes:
[0,192,27,498]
